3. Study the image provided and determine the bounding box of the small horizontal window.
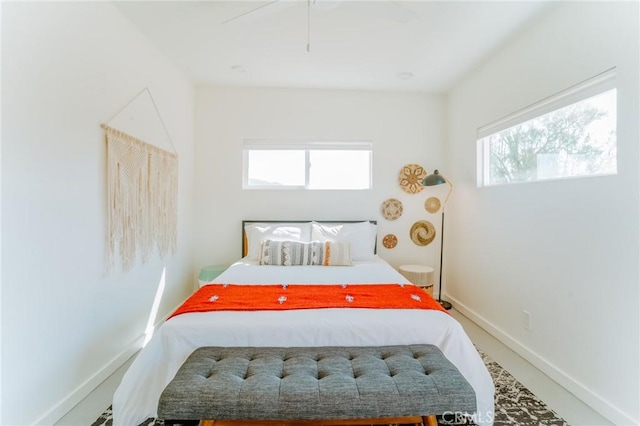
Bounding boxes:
[477,68,617,186]
[243,140,372,190]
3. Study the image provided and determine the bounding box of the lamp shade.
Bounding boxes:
[422,169,447,186]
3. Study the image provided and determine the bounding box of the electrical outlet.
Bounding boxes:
[523,310,531,331]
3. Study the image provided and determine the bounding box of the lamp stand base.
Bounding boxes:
[439,300,452,310]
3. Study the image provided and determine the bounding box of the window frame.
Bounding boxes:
[477,67,617,187]
[242,140,373,190]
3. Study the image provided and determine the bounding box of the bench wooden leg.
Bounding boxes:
[423,415,438,426]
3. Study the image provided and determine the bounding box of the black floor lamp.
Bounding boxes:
[422,170,453,310]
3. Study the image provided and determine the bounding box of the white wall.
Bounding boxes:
[194,87,446,273]
[1,2,195,425]
[446,2,639,424]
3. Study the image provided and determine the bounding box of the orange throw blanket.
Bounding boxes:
[168,284,447,320]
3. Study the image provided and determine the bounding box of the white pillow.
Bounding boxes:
[244,223,312,260]
[311,221,377,260]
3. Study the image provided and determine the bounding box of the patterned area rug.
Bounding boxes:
[478,351,568,426]
[93,350,568,426]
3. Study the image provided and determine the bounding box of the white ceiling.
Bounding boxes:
[114,0,555,93]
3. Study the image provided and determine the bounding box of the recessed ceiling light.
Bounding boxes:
[231,65,246,73]
[396,72,414,80]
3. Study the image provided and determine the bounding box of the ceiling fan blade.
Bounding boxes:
[311,0,341,12]
[221,0,288,25]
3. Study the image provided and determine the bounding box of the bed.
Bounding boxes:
[112,221,494,426]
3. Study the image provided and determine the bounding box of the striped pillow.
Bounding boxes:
[320,241,352,266]
[259,240,352,266]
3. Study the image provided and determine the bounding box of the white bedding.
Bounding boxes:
[113,257,494,426]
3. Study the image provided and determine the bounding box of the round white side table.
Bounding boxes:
[398,264,434,296]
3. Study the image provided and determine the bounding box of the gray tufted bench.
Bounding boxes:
[158,345,476,426]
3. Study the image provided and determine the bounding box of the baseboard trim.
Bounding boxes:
[448,294,638,426]
[33,304,179,426]
[33,334,143,426]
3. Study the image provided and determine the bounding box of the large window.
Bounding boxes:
[243,141,372,190]
[477,68,617,186]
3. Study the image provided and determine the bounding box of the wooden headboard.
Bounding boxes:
[241,220,378,258]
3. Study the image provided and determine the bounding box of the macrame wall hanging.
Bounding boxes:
[102,88,179,271]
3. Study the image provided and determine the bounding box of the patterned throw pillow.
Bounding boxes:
[320,240,352,266]
[259,240,352,266]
